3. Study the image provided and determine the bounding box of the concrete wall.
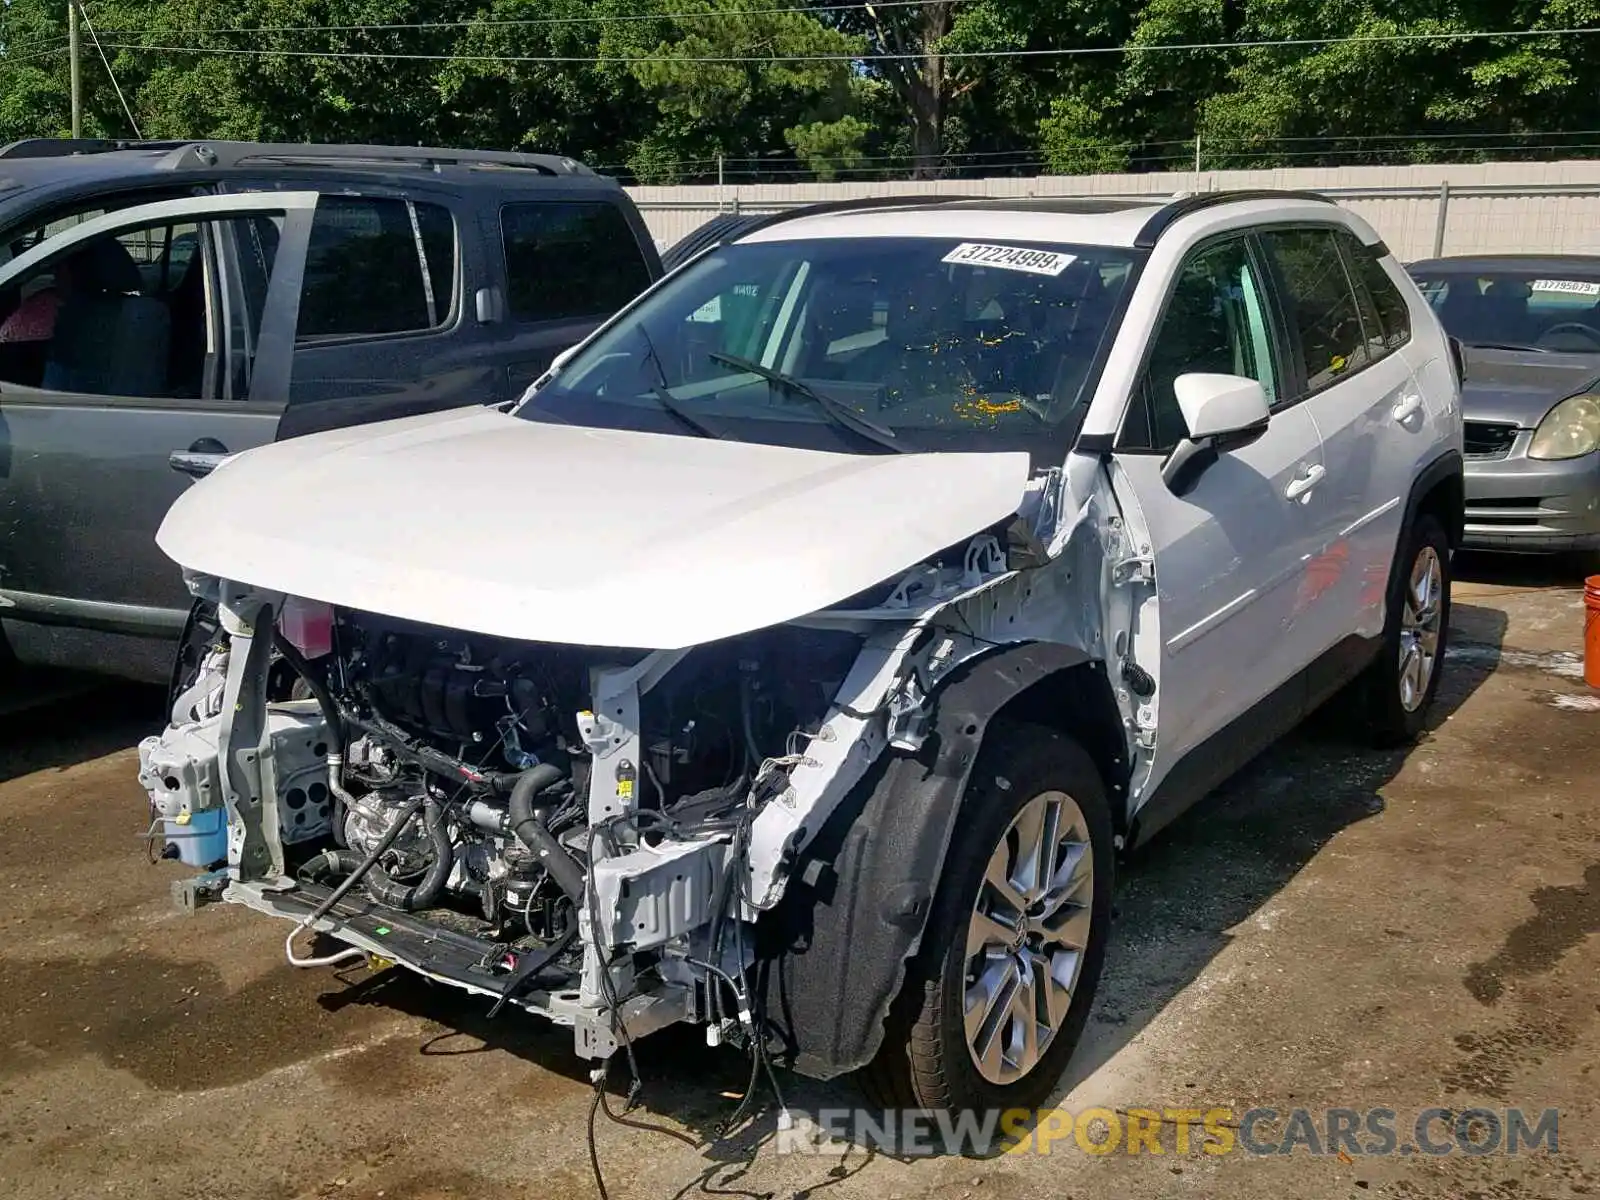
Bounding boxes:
[627,159,1600,261]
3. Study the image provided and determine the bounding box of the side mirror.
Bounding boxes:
[1162,373,1271,497]
[1175,373,1271,440]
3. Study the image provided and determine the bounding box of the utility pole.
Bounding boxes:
[68,1,82,138]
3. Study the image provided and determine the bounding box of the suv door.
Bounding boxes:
[1258,225,1424,669]
[487,196,657,396]
[240,188,504,440]
[1109,233,1330,798]
[0,191,318,680]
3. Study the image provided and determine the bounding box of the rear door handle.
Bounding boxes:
[1285,463,1326,503]
[1392,393,1425,423]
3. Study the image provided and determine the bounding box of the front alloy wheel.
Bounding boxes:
[861,725,1113,1114]
[965,790,1094,1085]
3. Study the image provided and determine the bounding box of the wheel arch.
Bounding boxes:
[762,641,1124,1081]
[1409,448,1465,551]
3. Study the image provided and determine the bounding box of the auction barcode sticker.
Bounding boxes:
[1530,278,1600,297]
[942,243,1076,277]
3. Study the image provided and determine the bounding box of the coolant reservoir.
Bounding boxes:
[280,597,335,659]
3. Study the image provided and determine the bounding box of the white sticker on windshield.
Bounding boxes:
[942,243,1076,277]
[1530,278,1600,297]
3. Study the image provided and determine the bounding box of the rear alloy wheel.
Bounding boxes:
[1360,513,1452,746]
[861,725,1113,1114]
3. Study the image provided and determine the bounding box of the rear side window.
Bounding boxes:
[501,202,651,323]
[1336,230,1412,353]
[1259,228,1371,394]
[298,197,457,340]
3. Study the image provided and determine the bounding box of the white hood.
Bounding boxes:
[157,407,1031,649]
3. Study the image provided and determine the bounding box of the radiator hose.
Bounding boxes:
[304,794,455,913]
[364,794,454,911]
[507,764,587,904]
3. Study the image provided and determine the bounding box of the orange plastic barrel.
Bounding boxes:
[1587,575,1600,689]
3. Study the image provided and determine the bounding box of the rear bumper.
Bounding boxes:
[1463,438,1600,551]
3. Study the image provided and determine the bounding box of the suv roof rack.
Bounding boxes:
[0,138,192,159]
[0,138,594,177]
[154,142,593,176]
[1135,189,1335,248]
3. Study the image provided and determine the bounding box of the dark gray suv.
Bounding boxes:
[0,139,661,683]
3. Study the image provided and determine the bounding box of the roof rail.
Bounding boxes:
[738,193,988,236]
[0,138,192,160]
[1135,189,1336,249]
[151,142,595,177]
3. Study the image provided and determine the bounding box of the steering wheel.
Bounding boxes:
[1537,322,1600,351]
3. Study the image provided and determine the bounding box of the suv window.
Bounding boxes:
[1339,234,1412,353]
[297,197,456,340]
[1122,237,1278,452]
[501,202,651,323]
[0,216,274,401]
[1260,228,1372,395]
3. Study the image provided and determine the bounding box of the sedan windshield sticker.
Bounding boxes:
[1530,278,1600,297]
[942,243,1076,277]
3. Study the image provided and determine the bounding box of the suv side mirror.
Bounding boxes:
[1162,373,1272,497]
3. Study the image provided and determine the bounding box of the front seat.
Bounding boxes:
[42,237,171,397]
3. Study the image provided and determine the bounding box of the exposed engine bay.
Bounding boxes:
[143,592,890,1056]
[137,456,1143,1080]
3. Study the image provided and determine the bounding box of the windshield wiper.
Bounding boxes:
[708,350,906,454]
[1467,341,1548,354]
[637,325,726,440]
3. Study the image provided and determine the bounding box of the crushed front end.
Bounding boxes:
[139,578,934,1060]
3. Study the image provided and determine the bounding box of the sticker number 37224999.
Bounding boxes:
[941,242,1077,277]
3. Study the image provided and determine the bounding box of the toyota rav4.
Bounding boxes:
[139,191,1464,1115]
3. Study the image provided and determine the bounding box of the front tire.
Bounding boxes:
[1359,514,1452,747]
[860,725,1114,1114]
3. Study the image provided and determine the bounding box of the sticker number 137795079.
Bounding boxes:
[941,242,1077,276]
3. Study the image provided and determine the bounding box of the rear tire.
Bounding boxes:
[859,724,1114,1115]
[1358,514,1452,747]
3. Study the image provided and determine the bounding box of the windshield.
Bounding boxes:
[516,236,1139,460]
[1412,267,1600,354]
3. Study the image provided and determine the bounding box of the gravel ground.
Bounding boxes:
[1,553,1596,1200]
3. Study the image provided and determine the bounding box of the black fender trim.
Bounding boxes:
[1403,447,1465,550]
[761,641,1095,1081]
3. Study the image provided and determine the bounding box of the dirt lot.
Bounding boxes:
[2,556,1597,1200]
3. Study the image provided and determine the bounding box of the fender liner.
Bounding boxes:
[761,641,1095,1081]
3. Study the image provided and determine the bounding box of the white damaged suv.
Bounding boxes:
[141,191,1463,1114]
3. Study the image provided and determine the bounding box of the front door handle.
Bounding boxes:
[170,437,231,480]
[1392,393,1425,423]
[1285,463,1326,503]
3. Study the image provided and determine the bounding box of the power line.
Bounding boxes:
[58,1,925,39]
[0,39,68,67]
[95,26,1600,67]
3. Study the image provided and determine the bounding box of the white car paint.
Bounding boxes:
[156,406,1032,649]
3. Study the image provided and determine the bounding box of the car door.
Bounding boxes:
[224,185,507,440]
[0,191,318,680]
[485,195,658,397]
[1257,225,1423,665]
[1108,233,1330,797]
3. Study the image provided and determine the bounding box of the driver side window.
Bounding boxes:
[1121,238,1279,453]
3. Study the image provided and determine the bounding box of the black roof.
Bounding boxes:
[0,139,618,225]
[1407,253,1600,274]
[0,138,595,177]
